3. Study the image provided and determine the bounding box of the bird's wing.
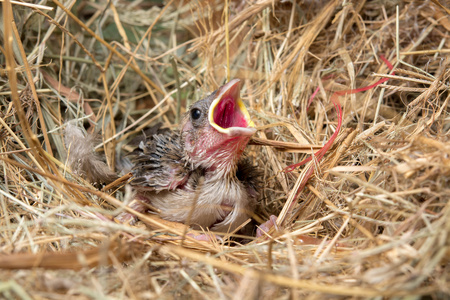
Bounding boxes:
[236,158,262,199]
[128,131,190,191]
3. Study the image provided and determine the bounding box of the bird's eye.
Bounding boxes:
[190,108,202,120]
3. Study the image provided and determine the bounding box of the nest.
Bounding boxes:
[0,0,449,298]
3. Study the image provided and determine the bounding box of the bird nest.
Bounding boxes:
[0,0,449,298]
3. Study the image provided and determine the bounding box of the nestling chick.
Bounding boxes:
[125,79,260,233]
[64,121,118,185]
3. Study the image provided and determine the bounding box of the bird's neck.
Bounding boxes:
[191,136,249,178]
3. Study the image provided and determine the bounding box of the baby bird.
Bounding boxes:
[123,79,260,233]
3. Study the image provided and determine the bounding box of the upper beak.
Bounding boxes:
[208,79,256,137]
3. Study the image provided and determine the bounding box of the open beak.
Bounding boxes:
[208,79,256,137]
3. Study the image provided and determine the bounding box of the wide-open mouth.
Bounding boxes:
[208,79,256,137]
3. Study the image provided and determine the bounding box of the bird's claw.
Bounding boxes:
[186,232,223,242]
[256,215,278,237]
[114,212,138,225]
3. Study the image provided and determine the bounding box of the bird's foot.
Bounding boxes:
[256,215,278,237]
[114,197,149,225]
[186,232,223,242]
[115,211,138,225]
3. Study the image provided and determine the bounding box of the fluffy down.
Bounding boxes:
[64,122,118,185]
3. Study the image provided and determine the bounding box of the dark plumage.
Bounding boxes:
[129,131,188,191]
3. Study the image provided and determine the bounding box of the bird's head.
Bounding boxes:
[181,79,256,173]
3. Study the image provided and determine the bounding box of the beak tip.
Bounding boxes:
[210,79,255,137]
[218,79,241,96]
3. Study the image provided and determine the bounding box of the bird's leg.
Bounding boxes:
[186,232,223,242]
[115,194,151,224]
[256,215,278,237]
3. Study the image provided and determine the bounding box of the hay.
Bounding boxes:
[1,0,449,298]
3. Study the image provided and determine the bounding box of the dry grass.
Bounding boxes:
[1,0,449,298]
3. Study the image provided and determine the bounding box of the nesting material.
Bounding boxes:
[0,0,449,298]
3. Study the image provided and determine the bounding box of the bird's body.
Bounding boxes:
[123,79,260,233]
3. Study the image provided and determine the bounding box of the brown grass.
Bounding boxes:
[0,0,449,298]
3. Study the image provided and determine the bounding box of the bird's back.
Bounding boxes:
[128,128,190,192]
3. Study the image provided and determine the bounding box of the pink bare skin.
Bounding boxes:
[256,215,279,237]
